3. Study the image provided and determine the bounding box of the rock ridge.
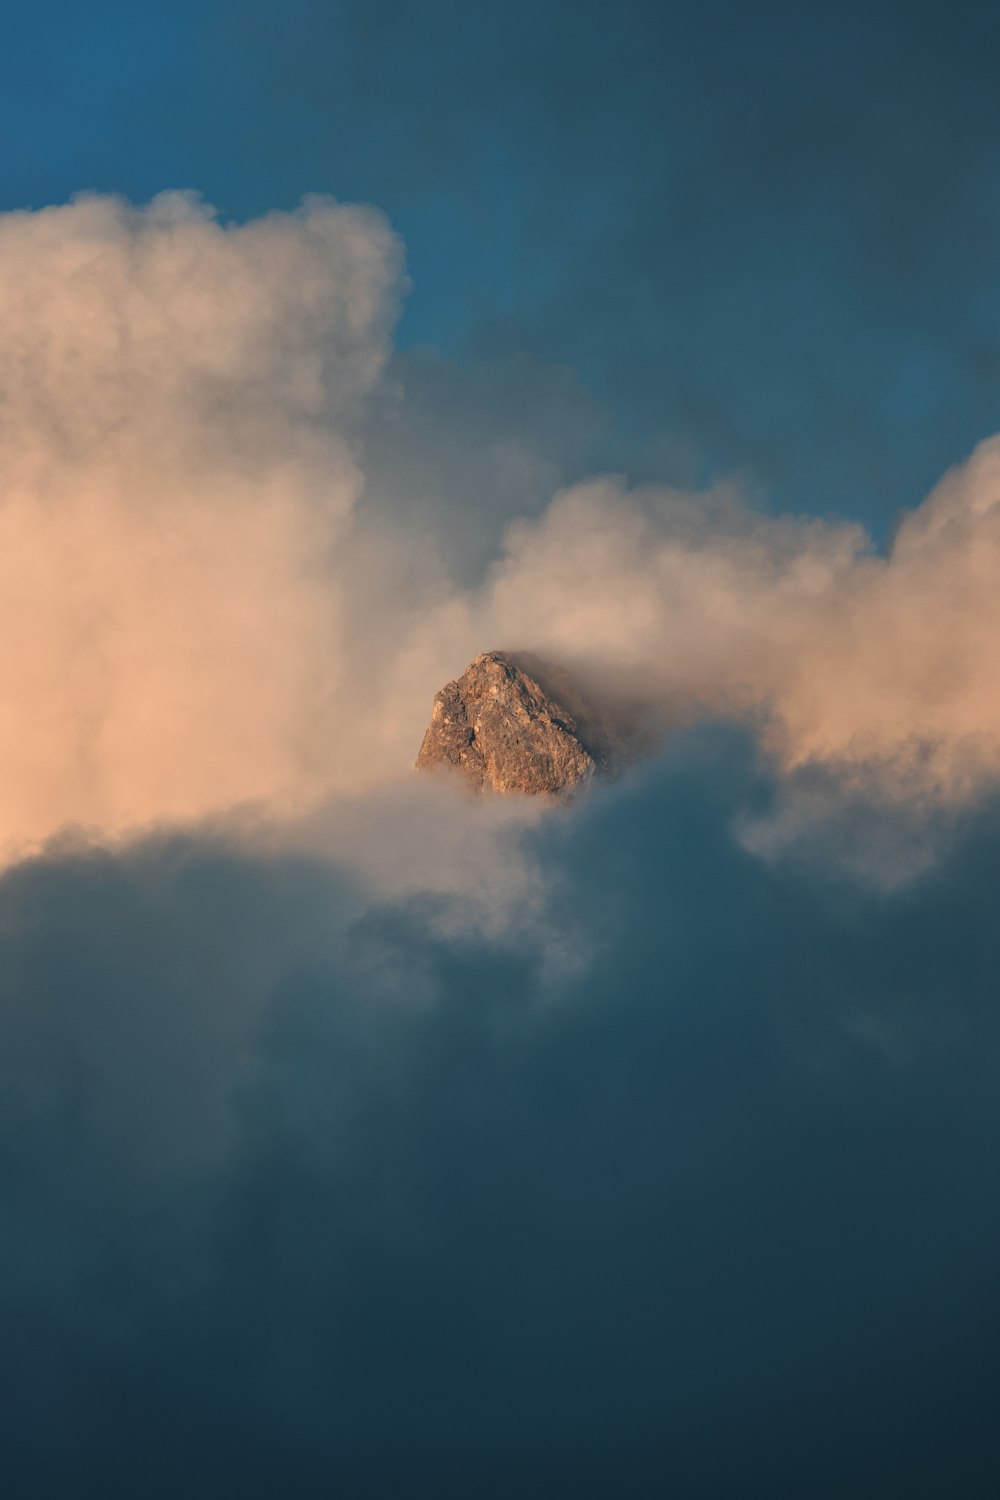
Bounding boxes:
[415,650,598,796]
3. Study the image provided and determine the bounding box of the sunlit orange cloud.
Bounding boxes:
[463,437,1000,805]
[0,192,403,861]
[4,189,1000,872]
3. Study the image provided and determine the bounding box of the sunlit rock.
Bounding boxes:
[415,651,599,796]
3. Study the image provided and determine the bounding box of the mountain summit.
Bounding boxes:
[415,651,598,796]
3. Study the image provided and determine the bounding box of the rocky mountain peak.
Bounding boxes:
[415,650,599,796]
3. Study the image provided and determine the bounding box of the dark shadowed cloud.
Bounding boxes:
[3,737,1000,1496]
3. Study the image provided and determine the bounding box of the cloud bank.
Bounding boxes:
[4,188,1000,876]
[0,191,401,855]
[4,741,1000,1497]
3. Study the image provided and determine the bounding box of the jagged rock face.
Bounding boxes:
[415,651,598,796]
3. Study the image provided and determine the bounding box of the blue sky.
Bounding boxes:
[6,0,1000,529]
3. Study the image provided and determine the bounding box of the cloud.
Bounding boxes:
[3,737,1000,1496]
[0,190,402,857]
[5,187,1000,888]
[329,439,1000,883]
[3,187,1000,1492]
